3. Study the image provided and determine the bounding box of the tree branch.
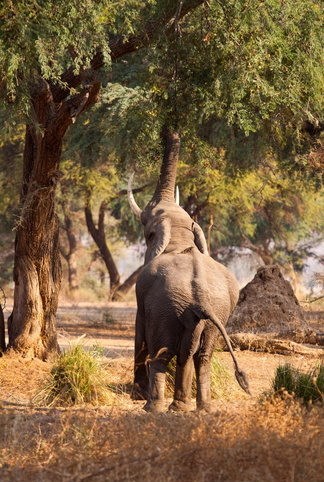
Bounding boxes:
[84,205,99,241]
[112,265,144,301]
[51,0,207,103]
[59,242,69,261]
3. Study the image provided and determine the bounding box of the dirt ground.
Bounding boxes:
[0,303,323,481]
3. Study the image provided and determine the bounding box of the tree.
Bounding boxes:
[84,200,146,301]
[0,0,206,358]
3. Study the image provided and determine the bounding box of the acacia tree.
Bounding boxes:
[1,0,206,358]
[61,0,322,294]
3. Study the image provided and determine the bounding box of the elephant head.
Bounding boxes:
[128,128,208,263]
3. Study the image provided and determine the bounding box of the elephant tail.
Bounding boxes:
[191,305,251,395]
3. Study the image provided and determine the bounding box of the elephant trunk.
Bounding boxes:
[150,127,180,205]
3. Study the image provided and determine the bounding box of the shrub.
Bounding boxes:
[34,343,111,406]
[272,363,324,404]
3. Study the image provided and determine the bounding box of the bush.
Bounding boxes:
[272,363,324,404]
[34,343,111,406]
[166,354,231,399]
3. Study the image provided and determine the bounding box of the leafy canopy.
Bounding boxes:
[0,0,162,110]
[147,0,323,167]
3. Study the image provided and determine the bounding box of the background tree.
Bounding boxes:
[58,155,146,300]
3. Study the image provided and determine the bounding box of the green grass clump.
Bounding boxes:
[166,354,231,399]
[273,363,324,404]
[34,344,111,406]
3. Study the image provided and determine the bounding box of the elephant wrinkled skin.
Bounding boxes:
[130,198,250,412]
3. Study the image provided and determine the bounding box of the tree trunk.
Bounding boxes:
[66,251,78,291]
[84,203,121,299]
[60,210,79,290]
[8,80,98,359]
[225,333,323,357]
[8,127,62,359]
[112,265,143,301]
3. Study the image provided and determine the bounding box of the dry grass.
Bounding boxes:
[166,354,239,400]
[1,345,323,482]
[0,352,133,410]
[0,399,322,482]
[0,352,51,405]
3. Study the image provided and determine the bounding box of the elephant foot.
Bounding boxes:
[169,399,192,412]
[143,400,165,413]
[196,401,213,413]
[131,383,148,401]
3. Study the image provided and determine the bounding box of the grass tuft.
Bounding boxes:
[272,363,323,404]
[33,342,112,406]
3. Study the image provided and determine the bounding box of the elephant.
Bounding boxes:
[128,129,250,412]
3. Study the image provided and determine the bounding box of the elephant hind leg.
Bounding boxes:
[169,360,194,412]
[194,352,212,412]
[194,322,217,412]
[144,352,174,413]
[169,320,205,412]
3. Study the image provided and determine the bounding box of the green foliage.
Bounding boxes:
[0,0,162,125]
[211,2,319,131]
[34,342,111,406]
[60,82,159,244]
[64,83,162,172]
[177,154,323,266]
[114,0,323,171]
[59,158,119,205]
[273,363,324,404]
[0,0,113,102]
[0,0,322,278]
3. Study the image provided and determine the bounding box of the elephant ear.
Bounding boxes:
[193,222,209,255]
[145,218,172,264]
